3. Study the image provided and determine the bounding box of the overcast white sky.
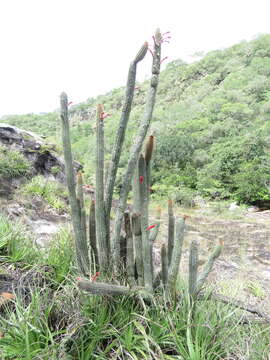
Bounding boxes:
[0,0,270,117]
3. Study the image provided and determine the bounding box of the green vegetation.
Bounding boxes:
[21,175,68,213]
[3,34,270,204]
[0,281,269,359]
[0,145,31,179]
[0,215,37,264]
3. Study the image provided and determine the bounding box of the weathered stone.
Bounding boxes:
[0,123,81,183]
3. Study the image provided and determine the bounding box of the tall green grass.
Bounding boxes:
[0,215,38,264]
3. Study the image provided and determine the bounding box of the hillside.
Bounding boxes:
[3,34,270,205]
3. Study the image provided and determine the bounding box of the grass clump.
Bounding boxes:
[45,227,74,283]
[21,175,68,213]
[0,145,31,178]
[0,215,38,264]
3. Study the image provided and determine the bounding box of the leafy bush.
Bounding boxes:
[0,145,31,178]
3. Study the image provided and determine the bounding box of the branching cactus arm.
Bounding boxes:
[112,29,162,265]
[105,42,148,219]
[196,241,223,295]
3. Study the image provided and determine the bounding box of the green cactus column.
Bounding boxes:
[89,199,99,270]
[168,217,185,293]
[189,240,199,300]
[112,29,162,267]
[167,199,175,265]
[60,92,89,274]
[105,42,148,223]
[95,104,109,270]
[132,212,144,286]
[138,154,153,290]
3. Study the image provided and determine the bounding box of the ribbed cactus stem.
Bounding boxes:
[96,104,109,270]
[168,218,185,293]
[132,165,140,214]
[139,154,153,291]
[144,136,154,223]
[149,207,161,244]
[134,42,148,63]
[89,199,99,270]
[145,135,154,165]
[132,212,144,286]
[196,241,223,295]
[112,31,162,265]
[78,279,152,300]
[105,42,149,221]
[167,199,175,265]
[60,92,89,275]
[124,211,135,285]
[189,240,199,299]
[161,244,168,286]
[120,235,127,265]
[77,171,87,247]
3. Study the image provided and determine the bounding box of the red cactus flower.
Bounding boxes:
[146,224,157,231]
[91,272,100,282]
[100,112,111,120]
[139,176,144,184]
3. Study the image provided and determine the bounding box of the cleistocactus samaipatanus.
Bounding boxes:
[60,29,222,301]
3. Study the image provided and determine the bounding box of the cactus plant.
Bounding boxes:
[60,29,222,303]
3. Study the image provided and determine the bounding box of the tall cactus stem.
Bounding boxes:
[145,135,154,165]
[77,171,87,247]
[60,92,89,274]
[139,154,153,290]
[112,32,161,264]
[124,211,135,286]
[89,199,99,271]
[189,240,199,299]
[196,241,223,295]
[132,212,144,286]
[149,207,161,244]
[168,218,185,293]
[167,199,175,265]
[105,42,148,222]
[96,104,109,270]
[161,244,168,286]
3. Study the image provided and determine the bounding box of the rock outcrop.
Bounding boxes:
[0,123,81,184]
